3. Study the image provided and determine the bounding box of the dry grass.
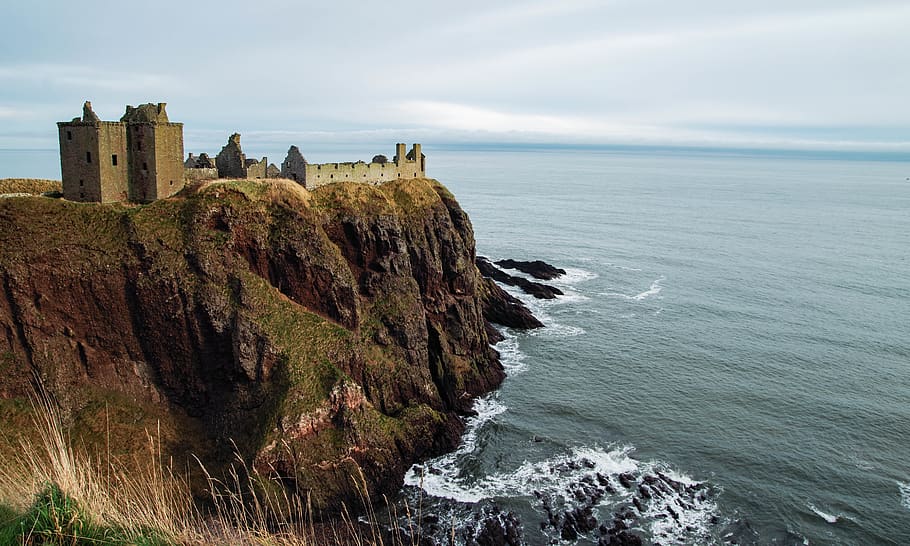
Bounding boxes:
[0,179,62,195]
[0,390,428,545]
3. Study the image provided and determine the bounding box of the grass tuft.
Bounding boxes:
[0,388,433,545]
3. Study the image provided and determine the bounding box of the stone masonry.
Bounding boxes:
[57,101,184,203]
[59,101,428,203]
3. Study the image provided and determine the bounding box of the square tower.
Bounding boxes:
[57,102,129,203]
[121,103,185,203]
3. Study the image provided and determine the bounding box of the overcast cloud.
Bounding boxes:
[1,0,908,153]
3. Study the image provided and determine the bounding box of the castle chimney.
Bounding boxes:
[82,101,100,123]
[412,143,423,174]
[395,143,406,165]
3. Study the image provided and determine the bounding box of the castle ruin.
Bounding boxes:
[59,101,427,203]
[291,142,425,189]
[58,102,184,203]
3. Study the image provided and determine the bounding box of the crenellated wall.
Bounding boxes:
[303,144,425,188]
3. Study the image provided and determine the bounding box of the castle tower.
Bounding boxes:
[407,143,425,177]
[121,103,185,203]
[394,143,407,166]
[58,101,129,202]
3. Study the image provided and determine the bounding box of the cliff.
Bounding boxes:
[0,178,519,510]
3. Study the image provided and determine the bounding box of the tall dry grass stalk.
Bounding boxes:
[0,390,423,545]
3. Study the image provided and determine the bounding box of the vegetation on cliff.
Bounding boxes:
[0,177,518,521]
[0,178,61,196]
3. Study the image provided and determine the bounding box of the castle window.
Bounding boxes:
[66,131,72,141]
[79,192,84,199]
[137,141,142,151]
[86,151,92,164]
[111,154,118,166]
[79,179,84,187]
[142,162,148,171]
[169,180,174,186]
[330,174,334,179]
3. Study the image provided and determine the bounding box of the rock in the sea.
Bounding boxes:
[479,277,544,330]
[494,259,566,280]
[476,256,563,299]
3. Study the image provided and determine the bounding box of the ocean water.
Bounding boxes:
[4,146,909,543]
[404,148,910,544]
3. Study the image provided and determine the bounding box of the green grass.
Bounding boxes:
[0,483,170,545]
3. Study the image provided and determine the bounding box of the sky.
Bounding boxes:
[1,0,909,157]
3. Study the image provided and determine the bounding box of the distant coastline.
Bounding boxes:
[3,142,909,184]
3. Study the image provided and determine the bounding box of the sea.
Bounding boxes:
[3,146,909,544]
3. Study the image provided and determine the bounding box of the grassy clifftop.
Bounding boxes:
[0,178,504,515]
[0,178,61,195]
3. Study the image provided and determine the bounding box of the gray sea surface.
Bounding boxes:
[405,148,910,544]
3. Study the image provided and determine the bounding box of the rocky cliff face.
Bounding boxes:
[0,178,512,510]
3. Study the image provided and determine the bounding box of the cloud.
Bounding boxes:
[393,100,910,151]
[1,1,909,153]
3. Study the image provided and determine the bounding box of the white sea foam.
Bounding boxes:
[899,481,910,510]
[556,267,599,285]
[500,284,586,337]
[808,503,840,524]
[602,276,665,302]
[493,328,527,376]
[408,442,718,544]
[404,393,508,502]
[604,262,643,272]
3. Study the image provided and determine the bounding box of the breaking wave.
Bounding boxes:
[899,481,910,511]
[808,503,840,524]
[407,436,718,544]
[493,328,528,375]
[602,276,665,301]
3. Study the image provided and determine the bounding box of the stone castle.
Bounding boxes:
[58,101,426,203]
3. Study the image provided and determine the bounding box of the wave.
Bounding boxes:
[404,393,508,502]
[493,327,528,376]
[499,284,586,337]
[407,441,718,544]
[555,267,599,285]
[602,276,665,302]
[807,503,840,524]
[604,262,643,272]
[899,481,910,511]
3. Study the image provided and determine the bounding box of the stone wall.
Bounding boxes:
[301,144,425,189]
[216,133,247,178]
[57,101,184,203]
[58,120,130,203]
[152,123,185,200]
[185,167,219,182]
[245,157,268,180]
[281,145,307,183]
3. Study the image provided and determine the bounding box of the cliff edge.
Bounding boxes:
[0,178,518,510]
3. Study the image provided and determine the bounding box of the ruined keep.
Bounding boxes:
[280,145,307,183]
[215,133,269,180]
[58,101,184,203]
